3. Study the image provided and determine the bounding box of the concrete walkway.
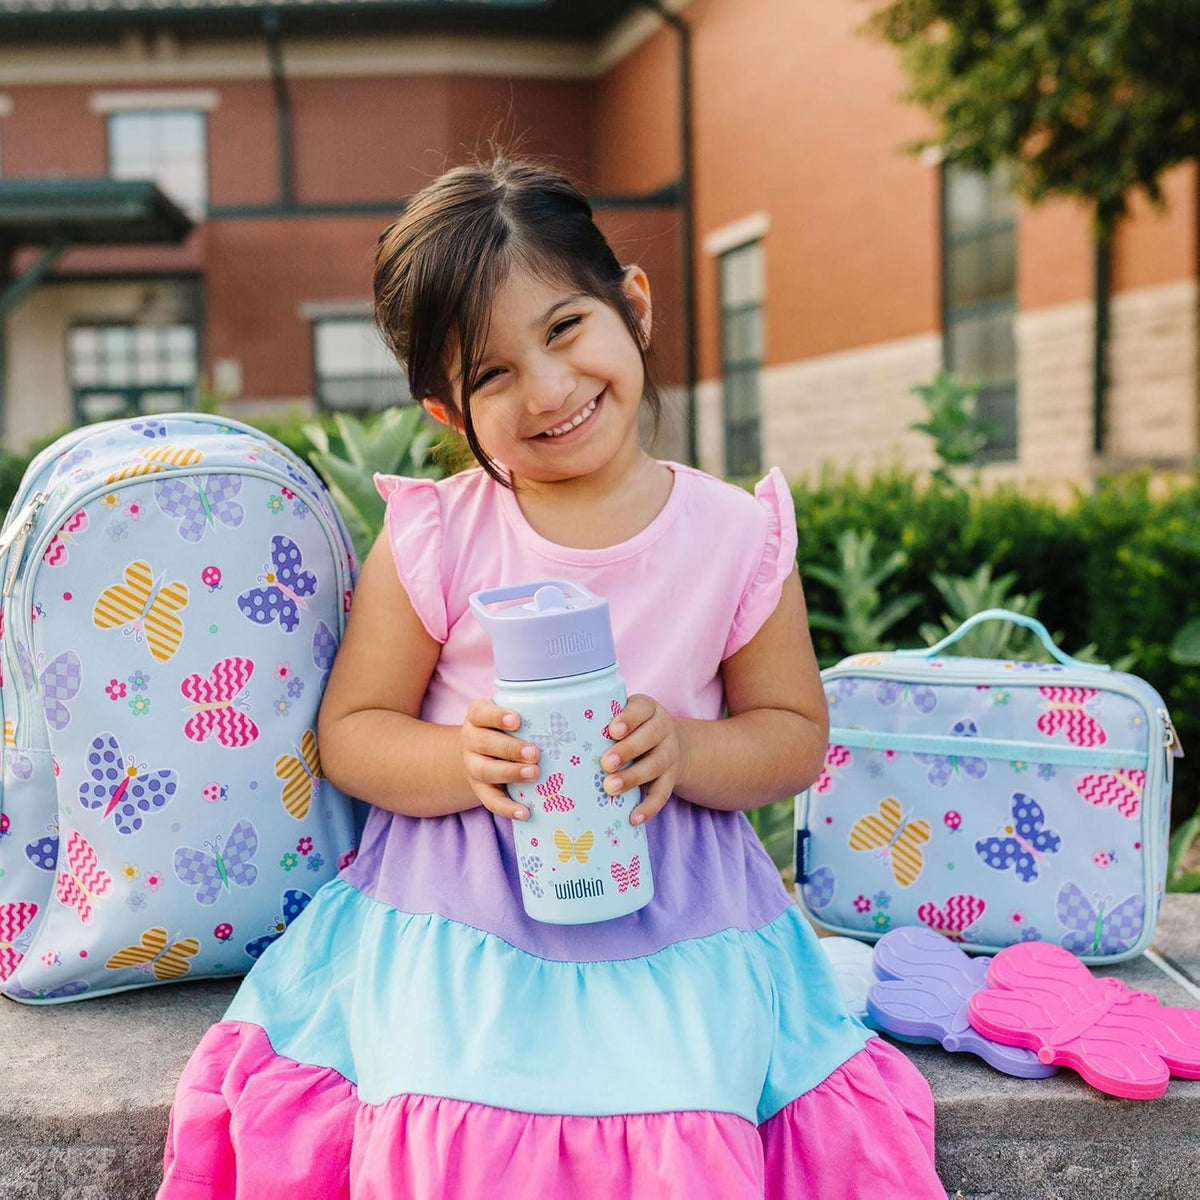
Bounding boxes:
[1,895,1197,1199]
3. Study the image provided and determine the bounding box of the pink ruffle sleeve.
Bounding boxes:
[722,467,799,659]
[373,473,448,644]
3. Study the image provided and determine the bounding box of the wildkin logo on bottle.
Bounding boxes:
[553,877,605,901]
[545,630,595,657]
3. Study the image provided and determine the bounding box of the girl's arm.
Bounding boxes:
[317,532,541,820]
[602,568,828,821]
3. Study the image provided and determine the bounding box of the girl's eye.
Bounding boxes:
[472,368,505,392]
[549,315,583,341]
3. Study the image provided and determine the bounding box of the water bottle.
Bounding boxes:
[469,580,654,924]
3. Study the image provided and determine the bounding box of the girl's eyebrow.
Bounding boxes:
[532,294,587,329]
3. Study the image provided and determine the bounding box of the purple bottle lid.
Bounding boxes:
[469,580,617,682]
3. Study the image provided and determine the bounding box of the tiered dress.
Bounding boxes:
[159,463,944,1199]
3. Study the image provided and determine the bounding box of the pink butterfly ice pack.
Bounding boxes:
[967,941,1200,1099]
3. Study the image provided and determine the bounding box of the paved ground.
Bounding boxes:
[0,896,1197,1199]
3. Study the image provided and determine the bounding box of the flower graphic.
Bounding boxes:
[274,697,291,717]
[992,689,1010,706]
[1011,760,1028,773]
[1020,926,1041,942]
[307,853,324,872]
[127,892,148,911]
[570,755,581,766]
[105,679,127,700]
[1037,763,1056,780]
[267,495,285,514]
[287,678,305,699]
[297,837,313,855]
[873,912,891,931]
[122,862,140,881]
[853,894,871,914]
[275,664,291,681]
[1009,910,1025,927]
[129,694,150,717]
[127,670,150,691]
[102,493,120,511]
[144,871,163,892]
[873,890,891,910]
[281,852,299,871]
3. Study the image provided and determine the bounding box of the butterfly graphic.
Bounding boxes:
[237,536,316,633]
[6,979,89,1001]
[173,819,259,906]
[519,855,544,898]
[15,644,82,732]
[154,474,245,542]
[0,900,39,981]
[875,679,937,714]
[526,711,576,761]
[1074,768,1144,819]
[78,732,178,835]
[916,718,988,787]
[129,419,167,439]
[312,620,337,677]
[1036,686,1107,747]
[600,700,623,741]
[42,510,89,566]
[553,829,595,864]
[25,821,60,872]
[275,729,322,819]
[103,443,204,484]
[537,772,575,813]
[56,830,112,923]
[180,657,260,747]
[802,864,835,911]
[916,893,987,942]
[92,559,188,663]
[610,856,642,893]
[1056,881,1146,957]
[245,889,312,959]
[847,797,930,888]
[975,793,1062,883]
[5,719,33,781]
[814,744,851,794]
[106,925,201,981]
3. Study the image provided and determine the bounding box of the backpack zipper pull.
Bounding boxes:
[0,490,49,597]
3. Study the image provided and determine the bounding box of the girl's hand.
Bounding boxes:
[461,699,540,821]
[600,694,685,825]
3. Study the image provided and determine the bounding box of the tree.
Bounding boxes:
[866,0,1199,236]
[866,0,1199,454]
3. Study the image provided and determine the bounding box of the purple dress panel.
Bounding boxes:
[342,800,794,962]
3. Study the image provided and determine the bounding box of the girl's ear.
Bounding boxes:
[622,265,653,344]
[421,398,463,430]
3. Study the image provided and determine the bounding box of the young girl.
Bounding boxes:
[159,157,944,1199]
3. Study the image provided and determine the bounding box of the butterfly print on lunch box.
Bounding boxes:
[848,797,930,888]
[974,793,1062,883]
[1036,687,1107,747]
[107,925,201,981]
[1055,881,1146,957]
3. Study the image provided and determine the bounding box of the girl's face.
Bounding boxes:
[429,265,652,490]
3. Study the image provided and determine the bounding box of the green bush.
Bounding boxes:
[793,470,1199,828]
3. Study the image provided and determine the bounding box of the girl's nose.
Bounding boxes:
[523,362,576,416]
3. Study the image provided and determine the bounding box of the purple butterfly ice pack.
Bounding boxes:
[867,926,1058,1078]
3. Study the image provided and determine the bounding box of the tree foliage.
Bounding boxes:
[866,0,1200,233]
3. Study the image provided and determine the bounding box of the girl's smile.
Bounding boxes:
[535,391,603,440]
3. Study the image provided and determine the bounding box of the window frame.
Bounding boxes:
[940,164,1019,464]
[66,321,199,424]
[106,107,209,218]
[310,314,412,414]
[717,238,765,478]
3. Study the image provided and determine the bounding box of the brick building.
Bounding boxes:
[0,0,1195,487]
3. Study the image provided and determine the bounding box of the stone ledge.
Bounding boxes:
[0,896,1197,1199]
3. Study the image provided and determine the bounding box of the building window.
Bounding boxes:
[719,240,764,477]
[313,317,410,412]
[68,324,197,423]
[942,165,1017,461]
[108,110,207,216]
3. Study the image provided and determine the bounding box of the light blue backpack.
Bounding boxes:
[0,413,360,1002]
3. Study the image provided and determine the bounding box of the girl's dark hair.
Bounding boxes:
[373,155,660,485]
